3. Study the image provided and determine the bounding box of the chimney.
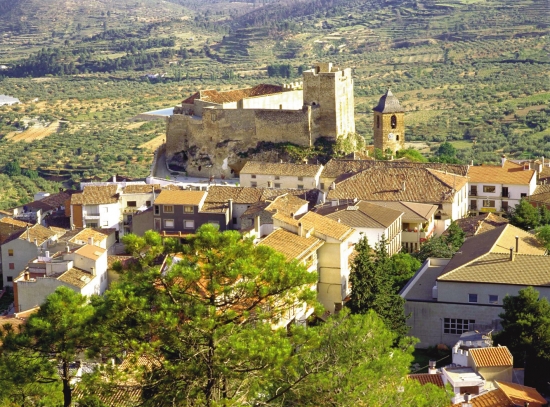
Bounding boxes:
[510,247,514,261]
[88,237,94,246]
[228,198,233,226]
[298,222,303,237]
[254,215,260,235]
[34,238,38,246]
[66,245,71,253]
[330,182,336,190]
[26,225,30,242]
[280,159,283,163]
[402,181,406,192]
[462,393,472,407]
[337,218,341,223]
[515,236,519,253]
[45,251,50,258]
[334,302,343,313]
[112,175,116,182]
[470,160,474,166]
[366,150,369,157]
[24,271,30,281]
[91,267,96,276]
[501,154,506,167]
[428,360,437,374]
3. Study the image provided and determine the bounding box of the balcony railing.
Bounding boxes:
[83,212,100,219]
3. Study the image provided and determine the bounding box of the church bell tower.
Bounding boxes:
[373,89,405,154]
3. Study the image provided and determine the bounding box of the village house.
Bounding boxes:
[400,224,548,348]
[151,190,230,235]
[10,190,74,226]
[468,157,536,215]
[0,217,29,245]
[1,224,60,287]
[447,212,509,240]
[239,161,324,190]
[259,228,324,327]
[315,200,403,255]
[326,164,469,235]
[69,185,121,233]
[120,184,161,236]
[13,244,108,313]
[240,194,309,236]
[270,211,355,313]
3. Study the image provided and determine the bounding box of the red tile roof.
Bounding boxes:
[469,346,513,368]
[183,84,284,105]
[407,373,445,388]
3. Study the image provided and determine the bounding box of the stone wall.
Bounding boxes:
[373,111,405,153]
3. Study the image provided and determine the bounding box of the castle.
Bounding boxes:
[165,63,355,178]
[164,63,404,178]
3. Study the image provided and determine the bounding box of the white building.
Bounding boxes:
[13,244,108,312]
[239,161,323,190]
[468,157,537,215]
[69,186,122,232]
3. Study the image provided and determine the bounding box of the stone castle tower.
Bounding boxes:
[373,89,404,154]
[303,62,355,139]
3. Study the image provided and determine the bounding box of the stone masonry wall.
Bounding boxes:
[373,111,405,153]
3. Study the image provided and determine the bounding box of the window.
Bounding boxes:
[470,185,478,196]
[297,185,304,189]
[483,185,496,193]
[163,205,174,213]
[275,176,280,180]
[8,263,14,270]
[502,187,509,198]
[391,115,397,129]
[102,221,109,227]
[127,201,137,207]
[8,249,13,256]
[489,295,498,304]
[251,182,257,188]
[483,200,495,208]
[154,205,160,215]
[267,181,272,188]
[146,201,151,207]
[164,219,175,228]
[298,176,304,181]
[154,218,161,231]
[274,183,281,188]
[521,193,527,198]
[7,276,13,282]
[470,200,477,210]
[320,183,325,190]
[444,318,475,335]
[184,206,194,213]
[87,223,98,228]
[184,220,195,229]
[468,293,478,303]
[251,174,257,179]
[232,217,237,225]
[502,201,509,211]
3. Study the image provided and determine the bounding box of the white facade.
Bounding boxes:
[240,173,320,190]
[79,202,121,230]
[469,177,537,214]
[1,239,46,287]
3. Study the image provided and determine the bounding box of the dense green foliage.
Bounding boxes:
[494,287,550,393]
[348,235,410,339]
[414,221,465,263]
[0,226,449,406]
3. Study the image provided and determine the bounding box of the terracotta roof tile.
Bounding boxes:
[40,191,74,208]
[71,185,119,205]
[69,228,110,245]
[451,388,514,407]
[496,381,547,407]
[438,252,550,286]
[468,161,535,185]
[241,161,323,177]
[3,224,58,246]
[123,184,161,194]
[206,186,263,204]
[530,184,550,204]
[470,347,513,368]
[448,213,509,239]
[407,373,445,388]
[154,190,206,206]
[327,166,467,204]
[321,159,469,180]
[319,201,403,229]
[260,228,324,261]
[183,84,284,105]
[74,244,106,261]
[0,217,29,228]
[274,211,354,241]
[57,268,93,288]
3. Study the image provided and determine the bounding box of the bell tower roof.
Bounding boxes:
[373,89,404,113]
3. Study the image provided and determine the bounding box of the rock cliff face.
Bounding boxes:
[165,63,355,178]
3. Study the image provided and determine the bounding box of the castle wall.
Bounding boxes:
[241,90,303,110]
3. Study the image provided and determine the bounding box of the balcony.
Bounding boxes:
[83,212,100,219]
[501,192,510,198]
[402,229,433,243]
[469,190,478,197]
